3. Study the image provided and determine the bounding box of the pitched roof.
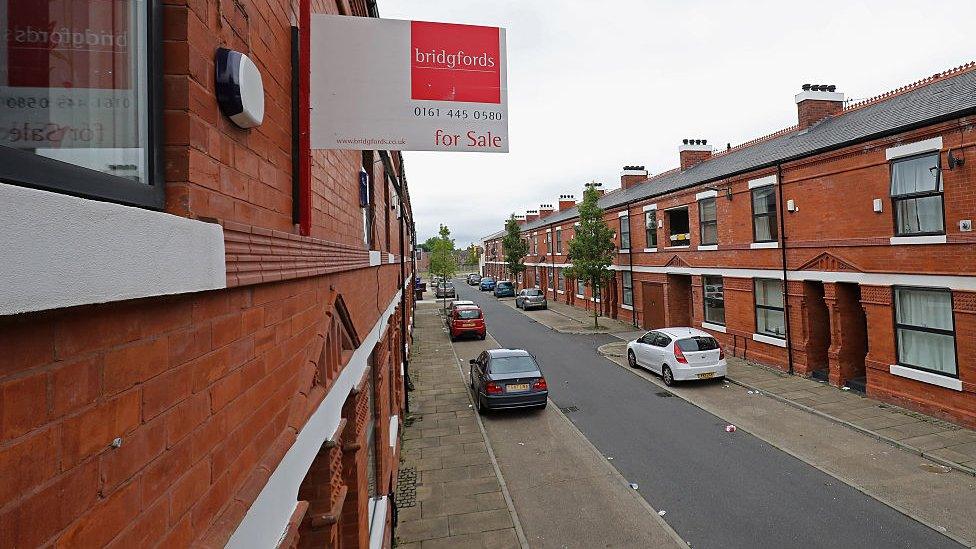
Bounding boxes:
[520,63,976,232]
[481,229,506,241]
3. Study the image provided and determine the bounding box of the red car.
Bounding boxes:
[449,305,486,341]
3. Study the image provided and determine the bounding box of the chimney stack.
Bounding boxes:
[621,165,648,190]
[525,209,539,223]
[796,84,844,129]
[514,214,526,226]
[539,204,555,219]
[679,139,711,170]
[558,194,576,211]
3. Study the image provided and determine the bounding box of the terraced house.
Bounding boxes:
[484,64,976,428]
[0,1,415,547]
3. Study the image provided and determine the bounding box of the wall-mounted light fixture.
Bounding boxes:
[948,149,965,169]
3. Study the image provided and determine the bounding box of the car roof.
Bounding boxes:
[452,300,474,304]
[654,327,713,339]
[486,348,531,358]
[455,305,481,311]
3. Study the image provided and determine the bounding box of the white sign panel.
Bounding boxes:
[311,15,508,153]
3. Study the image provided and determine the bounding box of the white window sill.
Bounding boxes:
[889,235,946,246]
[664,245,691,250]
[702,322,727,333]
[389,415,399,447]
[591,298,602,303]
[621,304,634,310]
[752,333,787,347]
[643,248,657,253]
[619,249,630,254]
[750,242,778,249]
[557,290,565,294]
[575,294,585,299]
[889,364,962,391]
[697,245,718,251]
[369,250,382,266]
[368,496,389,549]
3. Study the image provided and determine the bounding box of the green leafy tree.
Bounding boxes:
[501,214,529,291]
[429,224,458,309]
[468,244,482,267]
[421,236,440,253]
[565,184,616,327]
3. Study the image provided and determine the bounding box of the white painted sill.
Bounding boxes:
[557,290,565,294]
[643,248,657,253]
[702,322,727,333]
[664,245,691,250]
[889,235,946,246]
[752,333,787,347]
[697,245,718,251]
[750,242,778,249]
[619,249,630,254]
[389,415,399,447]
[889,364,962,391]
[575,294,585,299]
[621,304,634,311]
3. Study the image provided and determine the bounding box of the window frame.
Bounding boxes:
[892,286,958,378]
[557,269,565,291]
[622,270,633,306]
[698,198,718,246]
[619,214,631,250]
[751,186,778,244]
[890,152,946,237]
[0,1,165,209]
[555,228,562,254]
[666,207,691,247]
[753,278,785,339]
[576,278,585,296]
[645,210,657,247]
[702,275,725,326]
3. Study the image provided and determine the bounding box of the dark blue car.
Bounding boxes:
[469,348,548,414]
[480,277,496,291]
[493,280,515,298]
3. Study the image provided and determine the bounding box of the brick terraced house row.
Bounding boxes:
[0,1,416,548]
[485,64,976,428]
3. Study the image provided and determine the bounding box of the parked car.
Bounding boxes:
[468,273,482,285]
[449,305,486,341]
[468,348,547,413]
[493,280,515,298]
[479,277,496,291]
[515,288,547,310]
[626,327,726,386]
[447,300,475,318]
[435,282,456,298]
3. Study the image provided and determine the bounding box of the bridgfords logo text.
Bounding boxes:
[410,21,501,104]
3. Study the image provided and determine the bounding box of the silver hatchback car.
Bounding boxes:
[515,288,547,310]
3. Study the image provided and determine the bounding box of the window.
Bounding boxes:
[890,153,944,236]
[534,267,540,286]
[645,211,657,248]
[533,237,538,255]
[622,271,633,306]
[699,198,717,245]
[754,278,785,338]
[666,208,690,247]
[577,278,585,296]
[703,275,725,325]
[619,215,631,250]
[545,231,552,253]
[752,187,778,243]
[547,268,554,288]
[365,362,379,520]
[555,228,562,253]
[594,283,601,301]
[894,288,956,376]
[558,269,565,291]
[0,0,162,207]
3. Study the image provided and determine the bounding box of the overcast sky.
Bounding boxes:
[381,0,976,247]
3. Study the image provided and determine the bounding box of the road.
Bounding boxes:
[451,280,961,549]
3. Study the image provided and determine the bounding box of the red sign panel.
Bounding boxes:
[410,21,501,104]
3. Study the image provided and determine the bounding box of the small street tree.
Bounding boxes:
[429,224,457,310]
[501,214,529,291]
[565,184,616,327]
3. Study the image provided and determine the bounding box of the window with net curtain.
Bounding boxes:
[890,153,944,235]
[752,187,778,242]
[895,288,956,375]
[754,278,785,337]
[699,198,718,245]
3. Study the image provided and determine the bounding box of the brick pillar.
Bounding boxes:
[824,283,868,387]
[860,285,894,394]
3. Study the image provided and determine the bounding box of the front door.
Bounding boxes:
[641,282,665,329]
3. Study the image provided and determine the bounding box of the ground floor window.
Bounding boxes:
[577,278,585,296]
[558,270,565,291]
[703,275,725,325]
[547,268,554,288]
[754,278,785,338]
[622,271,633,306]
[894,287,956,376]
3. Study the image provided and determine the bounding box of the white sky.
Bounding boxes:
[381,0,976,247]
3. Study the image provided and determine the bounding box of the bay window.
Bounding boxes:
[890,153,944,236]
[754,278,785,338]
[894,288,956,376]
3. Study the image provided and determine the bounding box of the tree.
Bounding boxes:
[564,184,616,327]
[501,214,529,291]
[420,236,440,253]
[429,224,457,309]
[468,244,482,267]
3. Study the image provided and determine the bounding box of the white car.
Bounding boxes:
[626,327,726,386]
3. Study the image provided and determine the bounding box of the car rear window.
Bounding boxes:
[676,336,719,352]
[524,289,542,296]
[497,282,512,289]
[489,356,538,374]
[457,309,481,319]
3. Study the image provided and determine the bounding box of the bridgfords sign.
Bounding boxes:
[310,16,508,153]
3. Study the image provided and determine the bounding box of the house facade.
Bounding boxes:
[485,66,976,428]
[0,1,414,548]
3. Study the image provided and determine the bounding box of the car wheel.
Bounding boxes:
[476,395,488,416]
[662,365,675,387]
[628,350,638,369]
[479,334,486,340]
[542,305,547,310]
[469,369,475,389]
[537,402,547,411]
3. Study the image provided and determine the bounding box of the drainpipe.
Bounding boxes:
[776,163,795,375]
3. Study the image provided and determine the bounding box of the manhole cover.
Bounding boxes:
[559,405,580,413]
[655,391,674,398]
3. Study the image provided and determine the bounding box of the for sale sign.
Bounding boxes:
[310,16,508,153]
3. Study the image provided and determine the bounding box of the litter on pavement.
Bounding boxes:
[725,424,737,433]
[658,510,666,516]
[629,483,639,490]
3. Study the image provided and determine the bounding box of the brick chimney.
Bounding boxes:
[796,84,844,129]
[525,209,539,223]
[558,194,576,211]
[679,139,711,170]
[514,214,526,226]
[621,165,648,190]
[538,204,555,219]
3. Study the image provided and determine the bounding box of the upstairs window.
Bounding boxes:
[619,215,631,250]
[890,153,944,236]
[666,207,690,247]
[699,198,717,246]
[545,231,551,253]
[555,228,562,254]
[645,211,657,248]
[751,187,778,243]
[894,287,956,376]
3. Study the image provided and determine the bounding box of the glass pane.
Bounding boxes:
[897,328,956,375]
[457,309,481,319]
[622,271,632,288]
[890,154,939,196]
[704,299,725,324]
[645,211,657,246]
[895,195,944,235]
[490,356,538,374]
[677,337,719,351]
[895,288,953,330]
[623,288,633,306]
[699,198,716,222]
[757,308,786,337]
[701,222,717,245]
[754,214,777,241]
[755,279,783,307]
[1,0,149,182]
[752,187,775,214]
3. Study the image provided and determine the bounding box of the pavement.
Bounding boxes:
[454,280,968,549]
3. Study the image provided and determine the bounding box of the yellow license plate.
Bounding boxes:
[697,372,715,379]
[507,384,530,392]
[463,322,475,327]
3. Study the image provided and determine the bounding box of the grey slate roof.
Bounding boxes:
[520,68,976,232]
[481,229,506,242]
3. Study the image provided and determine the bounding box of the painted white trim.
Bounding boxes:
[621,169,648,176]
[591,298,602,303]
[642,204,658,212]
[389,415,399,447]
[532,232,537,236]
[750,242,779,249]
[555,252,563,256]
[699,322,725,333]
[664,245,692,250]
[888,364,962,391]
[227,290,402,549]
[621,304,634,311]
[697,245,718,251]
[889,235,946,246]
[545,228,552,233]
[369,250,382,266]
[643,248,657,253]
[886,137,942,161]
[575,294,585,299]
[748,175,777,189]
[753,333,787,347]
[695,190,718,200]
[619,249,630,254]
[679,144,711,152]
[387,252,395,264]
[557,290,565,294]
[617,211,629,218]
[368,496,389,549]
[0,183,225,315]
[794,90,844,103]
